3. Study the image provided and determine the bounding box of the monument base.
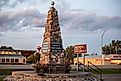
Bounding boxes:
[4,71,96,81]
[34,63,71,75]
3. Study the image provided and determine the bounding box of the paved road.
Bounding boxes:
[103,74,121,81]
[0,64,121,70]
[71,65,121,70]
[0,64,34,70]
[97,65,121,69]
[1,64,121,81]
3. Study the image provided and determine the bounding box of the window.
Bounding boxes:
[6,59,10,63]
[2,58,5,63]
[15,59,19,63]
[113,56,118,58]
[23,59,25,63]
[11,59,14,63]
[0,58,1,63]
[119,56,121,58]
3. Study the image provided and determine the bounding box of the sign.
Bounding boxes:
[74,44,87,54]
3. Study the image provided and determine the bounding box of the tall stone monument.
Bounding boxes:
[4,1,94,81]
[40,1,64,65]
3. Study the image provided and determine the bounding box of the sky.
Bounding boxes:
[0,0,121,54]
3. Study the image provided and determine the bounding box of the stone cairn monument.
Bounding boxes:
[4,1,96,81]
[34,0,70,74]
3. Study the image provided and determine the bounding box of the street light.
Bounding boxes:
[100,28,111,81]
[101,29,111,65]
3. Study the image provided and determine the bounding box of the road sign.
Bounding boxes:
[74,44,87,54]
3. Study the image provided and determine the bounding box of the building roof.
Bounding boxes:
[77,55,102,58]
[0,46,36,57]
[0,46,14,50]
[16,50,36,57]
[0,54,25,58]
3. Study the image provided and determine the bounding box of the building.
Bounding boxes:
[0,46,36,64]
[0,46,36,58]
[0,46,21,55]
[16,50,36,57]
[0,54,26,64]
[74,55,102,65]
[0,46,26,64]
[104,54,121,65]
[74,54,121,65]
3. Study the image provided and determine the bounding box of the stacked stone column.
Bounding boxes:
[40,6,64,65]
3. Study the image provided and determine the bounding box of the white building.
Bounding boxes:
[0,46,26,64]
[0,54,26,64]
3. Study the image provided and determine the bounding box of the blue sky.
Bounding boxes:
[0,0,121,54]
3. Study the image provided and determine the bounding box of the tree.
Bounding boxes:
[102,40,121,55]
[26,52,40,63]
[65,46,74,64]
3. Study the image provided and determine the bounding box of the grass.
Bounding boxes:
[71,68,121,74]
[0,77,4,81]
[0,69,12,75]
[0,69,12,81]
[88,68,121,74]
[0,68,120,81]
[102,68,121,74]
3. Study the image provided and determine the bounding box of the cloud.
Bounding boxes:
[0,0,50,11]
[0,0,24,10]
[59,9,121,32]
[0,8,45,32]
[0,0,121,34]
[56,0,121,32]
[0,32,4,36]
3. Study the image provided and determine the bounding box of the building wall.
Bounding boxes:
[111,60,121,64]
[0,57,26,64]
[74,57,102,65]
[104,54,121,65]
[74,54,121,65]
[0,51,19,54]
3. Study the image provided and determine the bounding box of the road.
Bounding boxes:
[97,65,121,69]
[0,64,34,70]
[103,74,121,81]
[1,64,121,81]
[0,64,121,70]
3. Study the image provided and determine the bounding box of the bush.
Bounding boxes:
[0,69,12,75]
[0,77,4,81]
